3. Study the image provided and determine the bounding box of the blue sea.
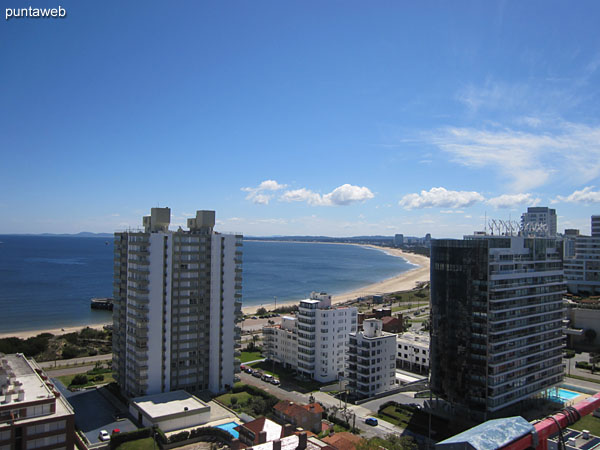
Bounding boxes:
[0,236,414,334]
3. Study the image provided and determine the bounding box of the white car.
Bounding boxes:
[98,430,110,441]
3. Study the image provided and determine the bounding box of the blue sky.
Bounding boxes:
[2,1,600,237]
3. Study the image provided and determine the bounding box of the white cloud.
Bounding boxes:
[241,180,287,205]
[280,184,374,206]
[487,193,541,209]
[429,121,600,192]
[553,186,600,204]
[440,210,465,214]
[399,187,484,210]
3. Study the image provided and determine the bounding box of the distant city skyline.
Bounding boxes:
[2,1,600,237]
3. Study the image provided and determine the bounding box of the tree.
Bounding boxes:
[256,307,268,316]
[71,374,88,386]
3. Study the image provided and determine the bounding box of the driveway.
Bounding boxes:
[53,378,137,444]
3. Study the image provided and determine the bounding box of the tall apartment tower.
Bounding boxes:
[113,208,243,397]
[521,207,557,237]
[564,215,600,295]
[430,234,565,417]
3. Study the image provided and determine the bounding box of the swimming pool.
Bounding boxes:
[557,388,582,400]
[215,421,240,439]
[546,388,583,402]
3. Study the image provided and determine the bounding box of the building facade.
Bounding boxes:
[264,292,357,383]
[396,332,429,374]
[430,234,565,416]
[113,208,242,397]
[263,316,298,370]
[592,216,600,237]
[521,207,557,237]
[346,319,398,400]
[565,216,600,296]
[0,354,76,450]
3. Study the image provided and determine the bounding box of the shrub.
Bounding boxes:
[62,345,80,359]
[94,375,104,382]
[71,374,88,386]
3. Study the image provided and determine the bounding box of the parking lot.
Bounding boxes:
[53,379,137,445]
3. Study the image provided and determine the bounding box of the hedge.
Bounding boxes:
[109,427,153,449]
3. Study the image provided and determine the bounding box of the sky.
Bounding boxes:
[2,1,600,238]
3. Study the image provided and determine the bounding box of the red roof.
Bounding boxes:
[322,432,364,450]
[274,401,323,418]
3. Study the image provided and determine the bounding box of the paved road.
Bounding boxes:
[239,372,309,404]
[45,365,96,377]
[38,353,112,369]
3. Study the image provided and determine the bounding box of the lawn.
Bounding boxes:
[392,304,428,312]
[240,351,263,363]
[116,437,156,450]
[215,391,252,408]
[56,369,115,389]
[250,361,323,393]
[570,415,600,436]
[376,405,414,427]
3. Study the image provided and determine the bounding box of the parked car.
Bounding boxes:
[365,418,378,426]
[252,370,262,378]
[98,430,111,441]
[270,378,280,385]
[244,367,253,374]
[112,429,121,435]
[261,374,273,382]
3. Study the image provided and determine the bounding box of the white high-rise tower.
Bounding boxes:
[112,208,243,397]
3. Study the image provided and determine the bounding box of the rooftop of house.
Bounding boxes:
[236,417,284,443]
[321,432,363,450]
[274,401,324,418]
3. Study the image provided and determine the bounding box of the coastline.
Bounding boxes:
[0,245,430,339]
[240,246,430,314]
[0,323,110,340]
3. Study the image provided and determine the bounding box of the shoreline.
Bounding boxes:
[0,323,111,340]
[0,245,430,339]
[240,245,430,314]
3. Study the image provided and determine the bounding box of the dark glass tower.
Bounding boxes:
[430,236,565,415]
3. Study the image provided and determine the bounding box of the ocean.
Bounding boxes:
[0,236,414,334]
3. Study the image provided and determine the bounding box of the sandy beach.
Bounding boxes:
[0,323,110,340]
[240,246,430,314]
[0,245,429,339]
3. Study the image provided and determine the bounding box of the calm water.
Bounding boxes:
[0,236,413,333]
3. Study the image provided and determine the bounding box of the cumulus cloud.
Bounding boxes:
[280,184,374,206]
[487,193,541,209]
[241,180,287,205]
[553,186,600,204]
[399,187,484,210]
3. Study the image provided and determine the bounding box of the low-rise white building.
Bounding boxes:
[396,332,429,374]
[263,316,298,369]
[346,319,397,400]
[129,390,211,432]
[263,292,357,383]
